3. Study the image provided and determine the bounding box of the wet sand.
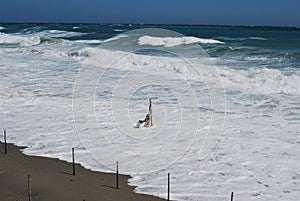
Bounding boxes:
[0,142,166,201]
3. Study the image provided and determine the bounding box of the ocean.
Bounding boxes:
[0,23,300,201]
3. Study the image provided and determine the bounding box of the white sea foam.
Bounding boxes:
[216,36,267,41]
[0,26,5,30]
[84,48,300,97]
[219,67,300,96]
[0,30,82,47]
[74,40,103,44]
[138,36,225,47]
[103,34,128,43]
[39,30,86,38]
[68,47,94,58]
[0,32,41,47]
[114,29,124,32]
[248,37,267,40]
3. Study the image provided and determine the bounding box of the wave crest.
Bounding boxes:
[220,67,300,95]
[138,35,225,47]
[0,33,41,47]
[40,30,85,38]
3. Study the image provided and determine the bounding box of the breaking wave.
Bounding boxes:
[39,30,86,38]
[220,67,300,95]
[138,35,225,47]
[86,47,300,96]
[0,33,42,47]
[103,34,128,43]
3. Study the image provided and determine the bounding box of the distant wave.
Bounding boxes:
[0,33,41,47]
[216,36,267,41]
[0,26,5,31]
[0,32,62,47]
[114,29,124,32]
[39,30,86,38]
[0,29,85,47]
[248,37,267,40]
[75,40,103,44]
[103,34,128,43]
[138,36,225,47]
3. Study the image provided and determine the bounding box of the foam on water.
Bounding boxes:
[39,29,86,38]
[216,36,268,41]
[74,40,103,44]
[0,29,87,48]
[114,29,124,32]
[219,67,300,96]
[0,32,41,47]
[138,35,225,47]
[103,34,128,43]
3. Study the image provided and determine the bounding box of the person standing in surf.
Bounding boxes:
[135,99,153,128]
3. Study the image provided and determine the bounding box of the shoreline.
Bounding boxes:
[0,142,166,201]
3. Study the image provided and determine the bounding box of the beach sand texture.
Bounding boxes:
[0,142,166,201]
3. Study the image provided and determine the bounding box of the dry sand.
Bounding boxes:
[0,142,167,201]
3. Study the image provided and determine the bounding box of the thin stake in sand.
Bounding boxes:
[72,148,75,176]
[149,98,153,126]
[4,130,7,154]
[231,192,234,201]
[167,173,170,201]
[28,174,32,201]
[116,161,119,189]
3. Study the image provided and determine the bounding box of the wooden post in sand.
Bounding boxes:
[231,192,234,201]
[116,161,119,189]
[167,173,170,201]
[149,99,153,126]
[72,148,75,176]
[28,174,32,201]
[4,130,7,154]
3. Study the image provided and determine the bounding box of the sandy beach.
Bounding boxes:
[0,142,167,201]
